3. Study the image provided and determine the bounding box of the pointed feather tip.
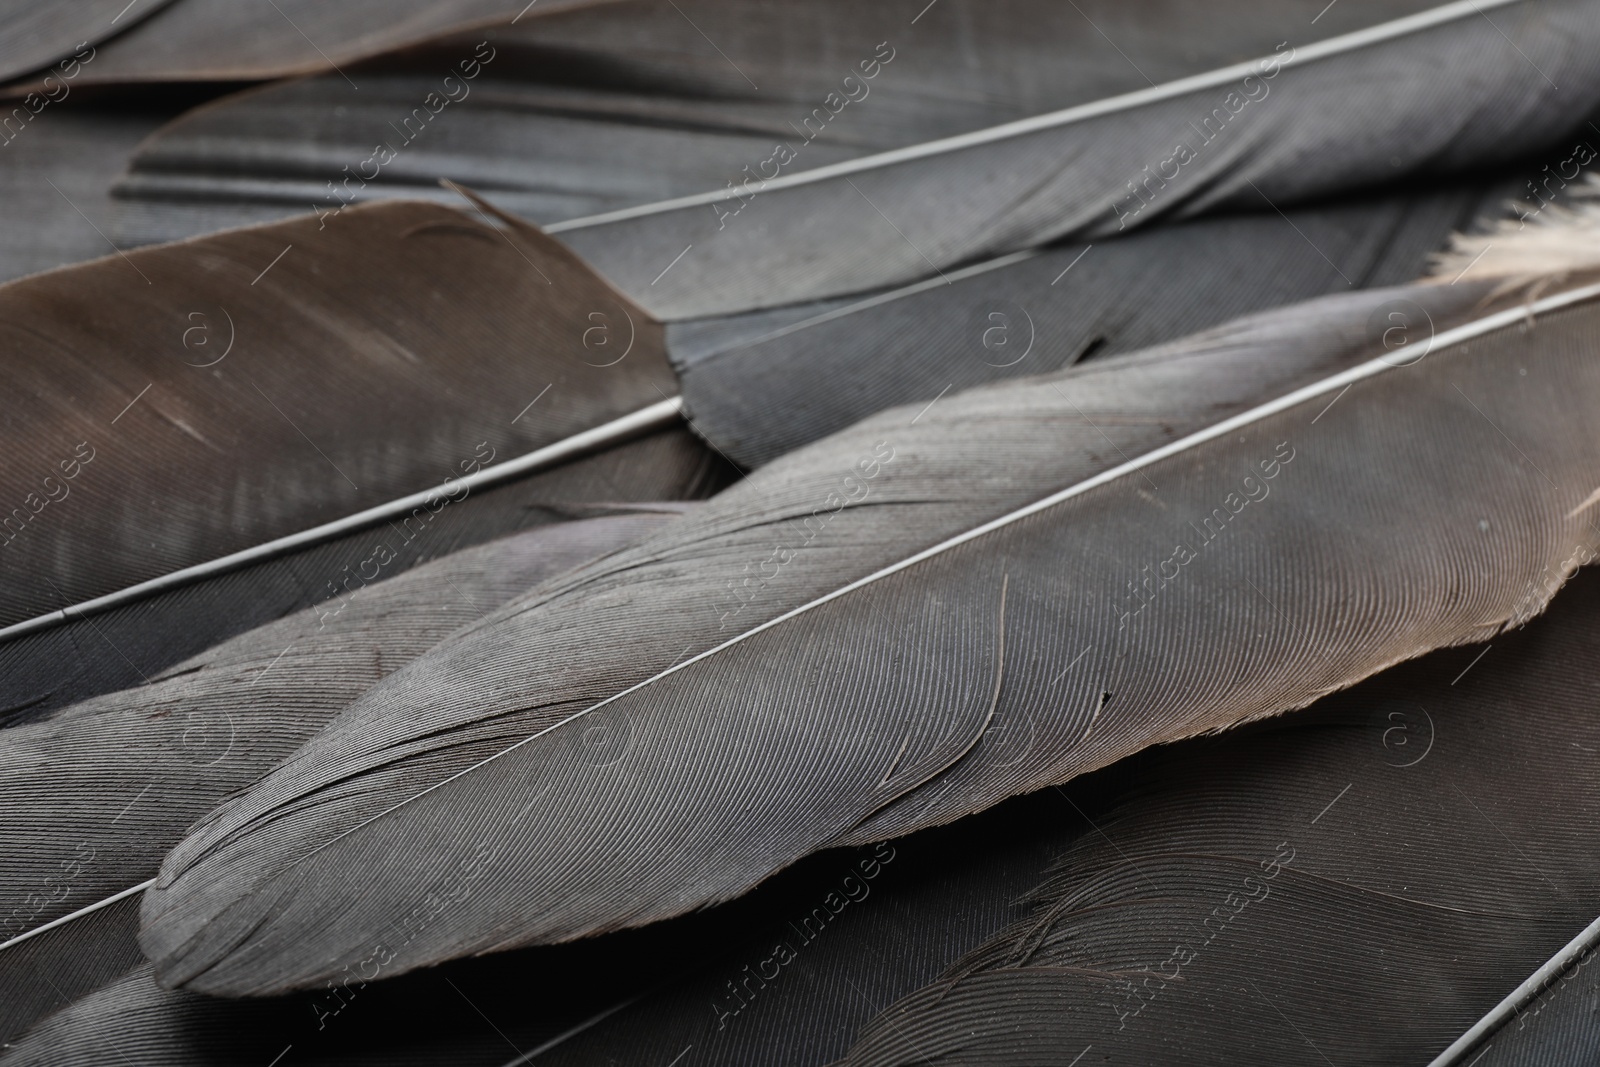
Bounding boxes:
[438,177,661,323]
[1426,174,1600,291]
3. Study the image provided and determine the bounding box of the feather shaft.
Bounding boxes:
[545,0,1516,231]
[0,397,683,643]
[1429,914,1600,1066]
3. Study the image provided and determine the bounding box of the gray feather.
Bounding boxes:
[0,4,169,86]
[672,178,1507,467]
[100,1,1589,323]
[135,271,1600,995]
[109,0,1435,244]
[554,0,1600,317]
[0,108,175,287]
[840,567,1600,1066]
[1,0,592,88]
[0,511,684,1044]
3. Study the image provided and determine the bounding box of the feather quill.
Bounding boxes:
[0,511,686,1044]
[106,0,1599,318]
[542,0,1600,317]
[135,262,1600,994]
[0,429,724,722]
[0,897,145,1050]
[1451,953,1600,1066]
[673,178,1507,468]
[0,894,644,1065]
[0,804,1044,1065]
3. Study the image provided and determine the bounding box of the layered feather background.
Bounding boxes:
[4,2,1600,1064]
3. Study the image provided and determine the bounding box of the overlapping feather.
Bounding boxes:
[0,0,596,90]
[102,1,1600,319]
[133,261,1600,995]
[0,198,674,631]
[673,178,1507,467]
[0,510,686,1044]
[841,566,1600,1065]
[108,0,1441,240]
[0,431,724,721]
[17,570,1600,1065]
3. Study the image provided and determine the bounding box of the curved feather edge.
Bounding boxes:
[0,1,175,87]
[133,261,1600,995]
[839,566,1600,1065]
[549,0,1599,317]
[0,196,674,632]
[15,572,1600,1064]
[0,511,689,1043]
[106,0,1450,238]
[673,176,1510,467]
[102,0,1600,319]
[0,0,614,91]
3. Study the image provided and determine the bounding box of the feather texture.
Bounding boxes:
[548,0,1600,317]
[1430,174,1600,287]
[132,269,1600,995]
[5,170,1479,654]
[108,0,1447,246]
[0,430,726,723]
[673,177,1506,468]
[0,897,145,1050]
[22,571,1600,1064]
[0,802,1057,1065]
[0,3,170,86]
[0,198,675,631]
[1,0,595,89]
[841,565,1600,1065]
[0,511,685,1044]
[0,107,175,287]
[1466,960,1600,1066]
